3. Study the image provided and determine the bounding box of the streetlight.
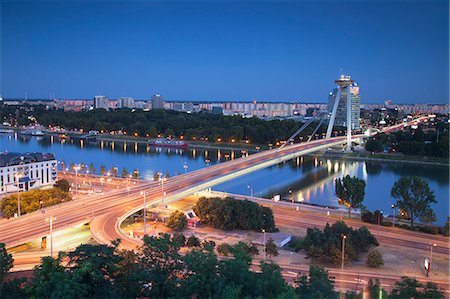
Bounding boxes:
[74,164,81,194]
[183,162,188,173]
[14,173,23,217]
[391,204,396,227]
[341,235,347,269]
[158,172,167,224]
[205,159,210,167]
[140,191,148,236]
[429,243,437,276]
[247,185,253,198]
[377,210,383,237]
[45,216,57,257]
[262,229,266,261]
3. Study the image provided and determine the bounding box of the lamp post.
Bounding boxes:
[14,173,23,217]
[183,162,188,173]
[140,191,147,236]
[74,165,81,194]
[377,210,383,237]
[247,185,253,198]
[430,243,437,276]
[45,216,57,257]
[341,235,347,269]
[158,172,166,224]
[391,204,396,227]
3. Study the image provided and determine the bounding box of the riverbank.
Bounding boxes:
[321,150,449,167]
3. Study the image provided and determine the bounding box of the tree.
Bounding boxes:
[0,243,14,298]
[186,235,201,247]
[171,232,186,247]
[391,177,437,228]
[366,250,384,268]
[111,167,118,177]
[367,278,388,299]
[217,243,232,256]
[390,277,443,298]
[365,139,383,152]
[88,163,96,174]
[140,234,183,298]
[265,239,279,259]
[100,164,106,175]
[166,210,188,231]
[121,167,129,178]
[54,179,70,192]
[335,175,366,218]
[295,265,337,298]
[132,169,140,179]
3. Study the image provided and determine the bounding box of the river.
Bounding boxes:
[1,133,448,225]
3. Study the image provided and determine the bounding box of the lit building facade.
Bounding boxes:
[0,152,57,195]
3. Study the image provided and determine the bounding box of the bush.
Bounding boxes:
[217,243,232,256]
[186,235,200,247]
[54,179,70,192]
[193,197,277,232]
[166,210,188,231]
[171,232,186,247]
[0,188,72,218]
[286,237,303,252]
[366,250,384,268]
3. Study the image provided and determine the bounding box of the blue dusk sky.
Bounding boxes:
[1,0,448,103]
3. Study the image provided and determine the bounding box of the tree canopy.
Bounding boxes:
[391,177,437,228]
[335,175,366,218]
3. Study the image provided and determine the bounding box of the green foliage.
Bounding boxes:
[366,250,384,268]
[88,163,96,174]
[367,278,388,299]
[54,179,70,192]
[100,164,106,175]
[0,243,14,298]
[391,177,437,228]
[171,232,186,247]
[265,239,279,258]
[166,210,188,231]
[0,187,72,218]
[444,218,449,236]
[295,265,337,299]
[186,235,201,247]
[121,167,129,178]
[194,196,277,232]
[365,138,383,152]
[335,175,366,218]
[217,243,233,256]
[390,277,444,298]
[303,221,378,265]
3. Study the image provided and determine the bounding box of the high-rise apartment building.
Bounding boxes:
[117,97,135,108]
[151,94,165,109]
[94,95,109,110]
[328,76,360,130]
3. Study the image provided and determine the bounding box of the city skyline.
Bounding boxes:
[1,1,449,103]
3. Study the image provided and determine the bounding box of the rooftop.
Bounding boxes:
[0,152,56,167]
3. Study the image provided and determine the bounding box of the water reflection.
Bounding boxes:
[1,134,448,224]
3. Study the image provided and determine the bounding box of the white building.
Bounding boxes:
[0,152,57,195]
[94,95,109,110]
[117,97,135,108]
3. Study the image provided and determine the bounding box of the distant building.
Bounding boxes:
[94,96,109,110]
[0,152,57,195]
[151,94,165,109]
[117,97,135,109]
[212,106,223,115]
[328,75,361,130]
